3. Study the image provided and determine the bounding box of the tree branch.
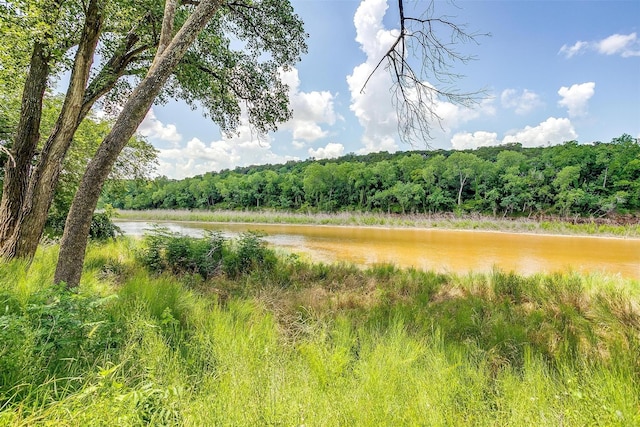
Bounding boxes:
[362,0,488,144]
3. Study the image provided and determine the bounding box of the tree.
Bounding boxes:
[444,152,483,207]
[0,0,163,258]
[3,0,484,287]
[55,0,307,287]
[40,97,157,229]
[0,0,305,266]
[390,181,424,214]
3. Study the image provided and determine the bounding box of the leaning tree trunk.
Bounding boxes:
[0,43,50,258]
[10,5,154,260]
[55,0,223,288]
[14,0,104,259]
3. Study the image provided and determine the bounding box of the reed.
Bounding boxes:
[115,208,640,237]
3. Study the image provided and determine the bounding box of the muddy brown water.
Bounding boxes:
[115,220,640,279]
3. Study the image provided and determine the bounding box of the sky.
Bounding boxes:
[136,0,640,179]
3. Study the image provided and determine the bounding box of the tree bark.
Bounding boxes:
[55,0,223,288]
[457,174,467,207]
[13,0,104,259]
[6,4,154,261]
[0,43,50,258]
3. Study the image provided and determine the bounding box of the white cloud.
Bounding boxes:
[557,82,595,117]
[308,142,345,160]
[138,108,182,144]
[451,131,499,150]
[347,0,495,153]
[291,140,306,149]
[280,68,337,143]
[501,89,543,115]
[502,117,577,147]
[347,0,401,154]
[156,122,298,179]
[560,32,640,58]
[559,41,589,58]
[432,97,495,137]
[597,32,640,57]
[452,117,578,150]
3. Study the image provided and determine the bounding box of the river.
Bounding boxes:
[115,220,640,279]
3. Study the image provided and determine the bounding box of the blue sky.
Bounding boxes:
[137,0,640,179]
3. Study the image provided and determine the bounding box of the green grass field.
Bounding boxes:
[1,237,639,426]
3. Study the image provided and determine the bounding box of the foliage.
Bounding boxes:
[1,95,157,237]
[102,135,640,219]
[88,212,122,240]
[0,282,121,402]
[137,227,276,280]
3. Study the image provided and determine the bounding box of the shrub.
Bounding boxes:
[89,212,122,240]
[45,211,122,240]
[138,228,275,280]
[0,284,121,398]
[223,231,277,278]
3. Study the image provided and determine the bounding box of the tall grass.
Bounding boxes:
[115,208,640,237]
[1,240,639,425]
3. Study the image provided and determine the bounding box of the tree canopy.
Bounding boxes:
[101,135,640,219]
[0,0,307,285]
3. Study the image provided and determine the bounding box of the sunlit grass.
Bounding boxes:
[1,240,639,425]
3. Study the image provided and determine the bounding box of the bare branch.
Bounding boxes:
[363,0,488,144]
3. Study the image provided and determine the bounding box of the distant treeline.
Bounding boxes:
[101,134,640,218]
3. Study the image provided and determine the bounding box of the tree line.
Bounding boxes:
[102,134,640,218]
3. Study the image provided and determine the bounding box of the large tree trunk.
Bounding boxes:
[0,43,50,258]
[55,0,223,288]
[7,4,153,260]
[13,0,104,259]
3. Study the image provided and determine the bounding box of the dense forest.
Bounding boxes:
[101,134,640,218]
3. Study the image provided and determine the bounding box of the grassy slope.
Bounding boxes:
[1,240,639,426]
[115,209,640,238]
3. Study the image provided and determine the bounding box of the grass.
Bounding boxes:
[1,238,639,425]
[115,208,640,238]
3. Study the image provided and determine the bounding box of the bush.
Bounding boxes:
[45,211,121,240]
[138,228,275,280]
[0,284,121,398]
[223,231,277,278]
[89,212,122,240]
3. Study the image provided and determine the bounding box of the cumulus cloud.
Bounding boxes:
[138,108,182,144]
[308,142,345,160]
[347,0,495,153]
[560,32,640,58]
[156,122,298,179]
[501,89,543,115]
[597,32,640,57]
[557,82,595,117]
[502,117,577,147]
[451,131,500,150]
[347,0,401,153]
[451,117,577,150]
[280,68,338,143]
[430,97,496,138]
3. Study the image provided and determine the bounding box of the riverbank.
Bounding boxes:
[114,209,640,238]
[1,239,639,425]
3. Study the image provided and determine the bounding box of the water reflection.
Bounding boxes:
[115,220,640,279]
